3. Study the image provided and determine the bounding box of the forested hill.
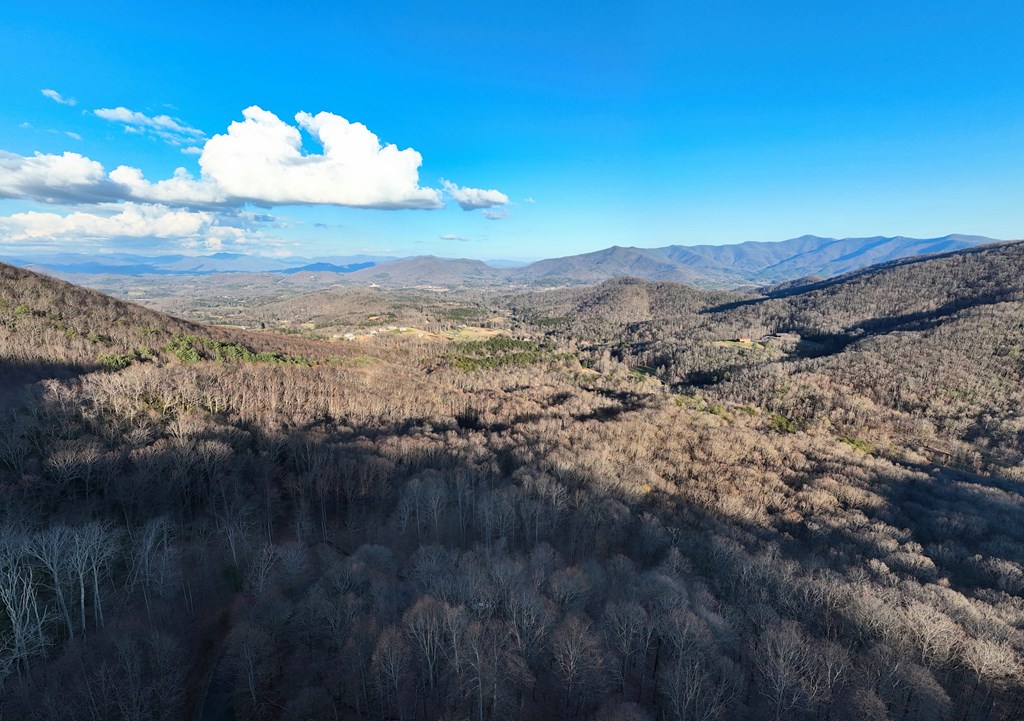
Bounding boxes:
[516,239,1024,333]
[0,261,337,389]
[752,239,1024,329]
[2,246,1024,721]
[515,239,1024,468]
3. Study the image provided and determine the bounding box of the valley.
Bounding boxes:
[1,242,1023,720]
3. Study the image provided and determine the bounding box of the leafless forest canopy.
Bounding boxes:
[1,242,1024,721]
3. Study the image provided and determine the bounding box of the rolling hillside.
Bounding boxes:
[515,240,1024,466]
[0,261,340,401]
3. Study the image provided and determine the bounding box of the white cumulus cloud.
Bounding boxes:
[441,179,509,210]
[108,165,226,207]
[41,89,77,106]
[196,106,442,209]
[0,150,118,204]
[93,106,444,209]
[0,106,506,214]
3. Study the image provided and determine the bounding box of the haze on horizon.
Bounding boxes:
[1,1,1023,261]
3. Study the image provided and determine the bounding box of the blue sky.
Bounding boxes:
[1,0,1023,260]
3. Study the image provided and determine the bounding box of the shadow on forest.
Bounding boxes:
[807,291,1018,356]
[0,358,98,408]
[6,367,1024,721]
[680,289,1020,392]
[3,379,721,718]
[571,389,652,422]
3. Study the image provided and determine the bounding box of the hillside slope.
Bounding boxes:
[517,240,1024,466]
[0,262,336,397]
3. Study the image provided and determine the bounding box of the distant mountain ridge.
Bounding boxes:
[0,252,390,277]
[2,234,1004,288]
[278,261,376,275]
[344,234,1002,287]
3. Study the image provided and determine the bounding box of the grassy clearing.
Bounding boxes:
[713,339,764,349]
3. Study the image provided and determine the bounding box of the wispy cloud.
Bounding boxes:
[41,89,77,106]
[440,233,471,241]
[19,122,85,141]
[482,209,508,220]
[94,106,205,145]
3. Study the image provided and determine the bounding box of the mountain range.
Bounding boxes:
[1,234,1002,288]
[0,251,390,277]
